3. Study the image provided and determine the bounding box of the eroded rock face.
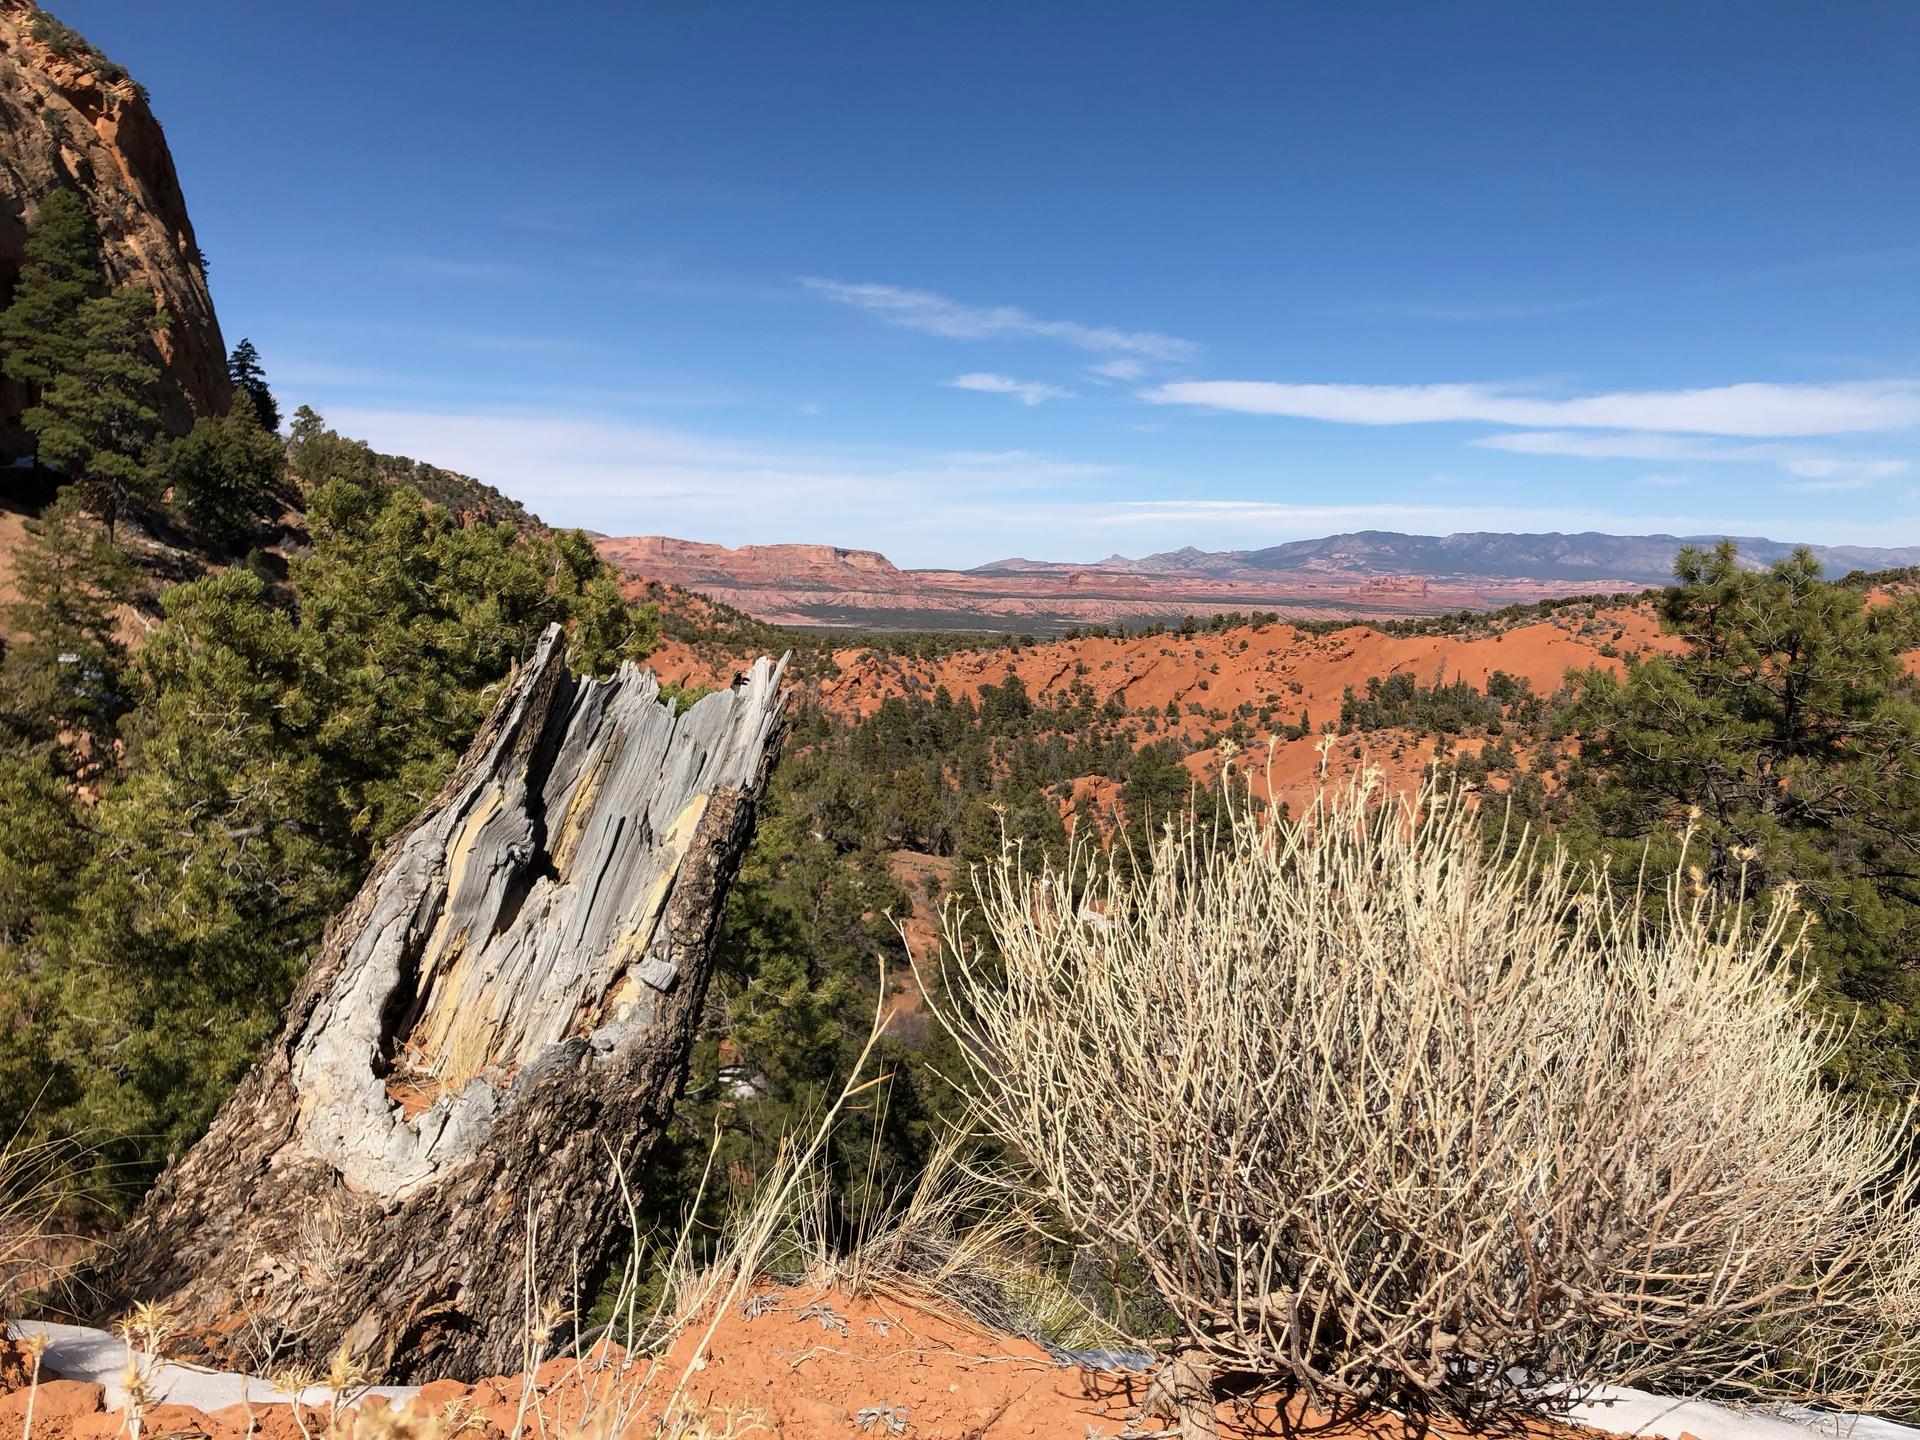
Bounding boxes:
[0,0,230,450]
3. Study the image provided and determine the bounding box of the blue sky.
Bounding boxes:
[64,1,1920,566]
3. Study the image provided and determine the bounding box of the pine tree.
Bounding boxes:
[168,394,286,549]
[0,747,88,947]
[1571,540,1920,1100]
[225,337,279,433]
[0,414,662,1172]
[0,189,103,405]
[0,486,138,760]
[26,286,169,538]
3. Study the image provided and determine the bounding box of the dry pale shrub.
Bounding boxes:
[934,773,1920,1423]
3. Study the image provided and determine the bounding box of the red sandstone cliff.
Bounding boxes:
[0,0,230,449]
[595,535,904,588]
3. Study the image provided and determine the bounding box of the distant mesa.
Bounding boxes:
[597,528,1920,634]
[593,534,903,588]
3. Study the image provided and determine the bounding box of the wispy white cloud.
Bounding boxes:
[1087,358,1149,382]
[801,278,1199,361]
[1781,476,1877,493]
[947,372,1073,406]
[1478,431,1913,485]
[1143,379,1920,437]
[1780,457,1911,482]
[1474,431,1791,462]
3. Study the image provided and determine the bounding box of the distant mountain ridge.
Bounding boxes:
[597,527,1920,634]
[975,530,1920,586]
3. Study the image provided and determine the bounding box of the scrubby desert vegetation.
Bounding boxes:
[940,775,1920,1426]
[5,8,1920,1432]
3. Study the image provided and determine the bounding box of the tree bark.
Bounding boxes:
[93,625,787,1381]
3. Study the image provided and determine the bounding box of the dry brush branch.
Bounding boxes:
[936,771,1920,1424]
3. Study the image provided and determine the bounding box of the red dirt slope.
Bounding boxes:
[813,608,1672,723]
[2,1286,1620,1440]
[807,605,1676,813]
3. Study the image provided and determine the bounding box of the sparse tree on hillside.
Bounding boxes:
[0,487,138,761]
[0,189,102,407]
[0,747,88,948]
[0,745,92,1122]
[225,337,279,433]
[168,396,286,549]
[0,452,663,1165]
[1570,540,1920,1098]
[26,286,169,538]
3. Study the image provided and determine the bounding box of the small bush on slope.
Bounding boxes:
[938,774,1920,1425]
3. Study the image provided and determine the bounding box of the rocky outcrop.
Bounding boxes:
[0,0,229,449]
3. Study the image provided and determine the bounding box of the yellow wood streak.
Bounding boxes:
[409,786,503,1076]
[402,783,717,1098]
[549,743,615,881]
[576,792,710,1035]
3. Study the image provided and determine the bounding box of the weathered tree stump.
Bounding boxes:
[95,625,787,1381]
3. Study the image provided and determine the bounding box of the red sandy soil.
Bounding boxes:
[646,637,755,698]
[0,1287,1626,1440]
[886,850,950,967]
[647,600,1669,819]
[812,609,1673,723]
[809,607,1675,815]
[883,850,953,1029]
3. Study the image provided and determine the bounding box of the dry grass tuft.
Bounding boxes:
[0,1133,95,1318]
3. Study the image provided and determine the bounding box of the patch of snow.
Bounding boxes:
[7,1320,420,1412]
[1564,1386,1920,1440]
[1052,1346,1155,1372]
